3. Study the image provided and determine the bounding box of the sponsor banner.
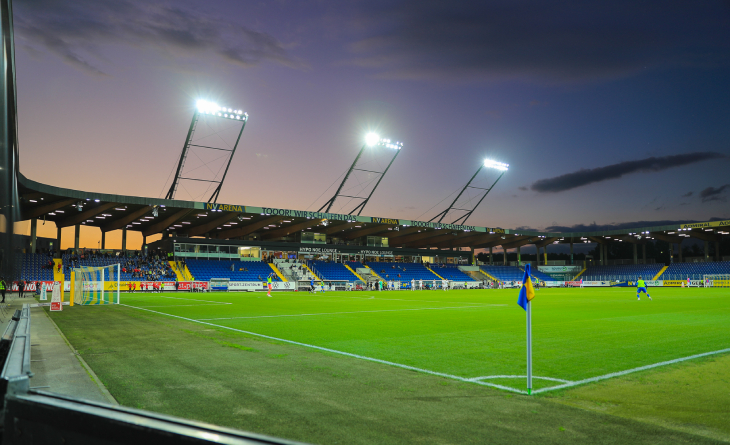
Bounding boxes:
[580,281,611,287]
[12,281,59,292]
[680,219,730,229]
[545,281,566,287]
[661,280,702,287]
[175,281,209,291]
[537,265,582,274]
[371,217,399,225]
[254,206,363,222]
[228,281,296,291]
[205,203,244,213]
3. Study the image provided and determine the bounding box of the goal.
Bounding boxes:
[71,264,120,305]
[702,274,730,288]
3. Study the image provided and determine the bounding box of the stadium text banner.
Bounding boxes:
[204,204,505,235]
[537,265,582,274]
[680,219,730,229]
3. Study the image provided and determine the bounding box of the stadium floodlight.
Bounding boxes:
[317,133,404,215]
[429,157,509,225]
[196,100,248,122]
[166,100,250,203]
[484,159,509,171]
[365,132,380,146]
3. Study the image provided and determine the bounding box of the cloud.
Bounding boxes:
[543,219,721,233]
[682,191,694,197]
[700,184,730,203]
[530,152,726,193]
[518,186,528,191]
[14,0,301,75]
[347,0,730,83]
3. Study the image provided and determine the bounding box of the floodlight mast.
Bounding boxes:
[318,134,403,215]
[429,159,508,225]
[165,100,248,203]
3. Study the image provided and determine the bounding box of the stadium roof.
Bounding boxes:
[18,174,729,250]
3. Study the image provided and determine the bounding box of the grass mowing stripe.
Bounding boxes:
[120,304,530,394]
[533,347,730,394]
[197,305,489,320]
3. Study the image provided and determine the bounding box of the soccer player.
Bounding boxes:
[636,276,652,301]
[411,279,415,291]
[418,279,423,290]
[432,279,436,290]
[267,274,273,297]
[309,278,315,294]
[442,279,448,291]
[687,277,691,288]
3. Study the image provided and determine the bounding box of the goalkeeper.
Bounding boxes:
[636,276,652,301]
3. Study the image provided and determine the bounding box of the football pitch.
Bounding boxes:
[46,287,730,443]
[115,287,730,394]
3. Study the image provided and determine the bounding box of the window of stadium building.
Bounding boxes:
[367,236,389,247]
[300,232,326,244]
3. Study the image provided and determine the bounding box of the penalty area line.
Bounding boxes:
[120,304,529,395]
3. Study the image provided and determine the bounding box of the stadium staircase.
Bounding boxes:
[572,267,586,281]
[344,264,365,281]
[268,263,287,282]
[426,267,445,280]
[169,261,186,281]
[479,269,498,281]
[653,265,668,281]
[364,265,384,281]
[53,259,64,282]
[301,263,321,281]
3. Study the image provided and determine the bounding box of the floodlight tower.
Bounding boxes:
[318,133,403,215]
[429,159,508,225]
[165,100,249,203]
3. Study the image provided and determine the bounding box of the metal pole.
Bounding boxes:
[433,165,483,223]
[166,111,199,200]
[526,299,532,395]
[209,118,247,203]
[452,171,505,225]
[320,144,366,213]
[352,148,401,215]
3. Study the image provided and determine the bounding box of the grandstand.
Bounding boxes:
[61,253,176,282]
[660,261,730,280]
[18,253,55,281]
[429,264,476,282]
[366,261,440,282]
[185,259,281,282]
[581,264,664,282]
[308,261,360,282]
[480,265,526,283]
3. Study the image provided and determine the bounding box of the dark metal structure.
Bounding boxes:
[318,137,402,215]
[165,104,248,203]
[0,0,20,280]
[429,162,507,225]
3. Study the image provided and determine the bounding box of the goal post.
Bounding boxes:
[703,274,730,288]
[72,264,121,305]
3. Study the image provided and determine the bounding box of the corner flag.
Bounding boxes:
[517,263,535,394]
[517,264,535,311]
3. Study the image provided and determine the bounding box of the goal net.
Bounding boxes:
[703,274,730,288]
[71,264,120,305]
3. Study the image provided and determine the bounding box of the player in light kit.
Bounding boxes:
[411,279,415,291]
[418,279,423,290]
[636,276,652,301]
[687,277,690,288]
[442,279,448,291]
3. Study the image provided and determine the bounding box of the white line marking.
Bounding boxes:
[198,305,488,321]
[469,375,573,383]
[131,304,231,308]
[119,304,730,396]
[125,295,232,304]
[532,347,730,394]
[120,304,528,394]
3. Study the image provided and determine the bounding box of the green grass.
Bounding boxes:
[46,287,730,444]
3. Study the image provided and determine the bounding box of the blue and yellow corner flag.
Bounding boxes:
[517,264,535,311]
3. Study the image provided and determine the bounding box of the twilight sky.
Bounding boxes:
[12,1,730,248]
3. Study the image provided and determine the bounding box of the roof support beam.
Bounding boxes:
[187,213,240,237]
[101,206,151,232]
[56,203,117,228]
[214,216,284,239]
[143,209,193,237]
[22,198,76,221]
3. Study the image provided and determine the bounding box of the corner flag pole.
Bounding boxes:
[526,299,532,395]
